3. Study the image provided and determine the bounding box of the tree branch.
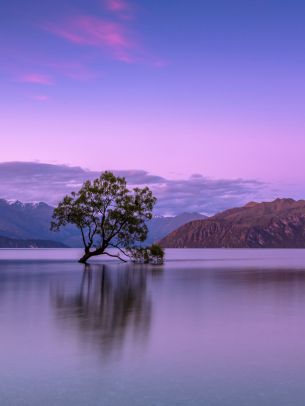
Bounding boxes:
[80,227,88,249]
[103,251,127,262]
[108,243,129,259]
[88,220,98,247]
[106,218,128,243]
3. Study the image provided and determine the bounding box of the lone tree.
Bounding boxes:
[51,171,157,263]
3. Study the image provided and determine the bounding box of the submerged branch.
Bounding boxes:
[103,252,128,263]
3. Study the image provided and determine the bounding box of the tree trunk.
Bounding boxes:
[79,248,103,264]
[79,253,91,264]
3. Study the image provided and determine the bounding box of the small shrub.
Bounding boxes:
[128,244,165,265]
[149,244,165,264]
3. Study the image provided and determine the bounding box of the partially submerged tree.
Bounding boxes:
[51,171,157,263]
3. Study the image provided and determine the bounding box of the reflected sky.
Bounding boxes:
[1,252,305,405]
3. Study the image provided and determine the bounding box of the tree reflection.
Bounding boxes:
[51,264,162,358]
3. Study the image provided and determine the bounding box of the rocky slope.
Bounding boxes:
[159,199,305,248]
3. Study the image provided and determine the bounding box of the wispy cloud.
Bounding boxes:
[105,0,134,19]
[6,0,164,96]
[106,0,130,12]
[19,73,54,85]
[45,15,137,63]
[0,162,270,215]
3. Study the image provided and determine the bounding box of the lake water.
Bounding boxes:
[2,249,305,405]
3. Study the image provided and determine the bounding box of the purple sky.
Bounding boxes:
[1,0,305,212]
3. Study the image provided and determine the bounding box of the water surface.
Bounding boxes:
[1,249,305,405]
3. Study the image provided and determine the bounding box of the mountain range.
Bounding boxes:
[160,198,305,248]
[4,197,305,249]
[0,199,204,247]
[0,236,67,248]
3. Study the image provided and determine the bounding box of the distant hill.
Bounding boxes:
[0,199,80,247]
[160,199,305,248]
[0,236,67,248]
[146,212,207,244]
[0,199,205,247]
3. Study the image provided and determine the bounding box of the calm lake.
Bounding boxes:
[1,249,305,405]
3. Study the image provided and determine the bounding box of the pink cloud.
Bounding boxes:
[106,0,130,12]
[19,73,54,85]
[45,16,136,62]
[104,0,134,19]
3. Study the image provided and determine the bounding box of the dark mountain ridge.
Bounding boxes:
[0,199,80,246]
[160,198,305,248]
[0,199,205,247]
[0,236,68,248]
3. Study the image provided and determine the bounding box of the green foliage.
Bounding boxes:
[51,171,157,263]
[128,244,165,265]
[127,247,150,264]
[149,244,165,259]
